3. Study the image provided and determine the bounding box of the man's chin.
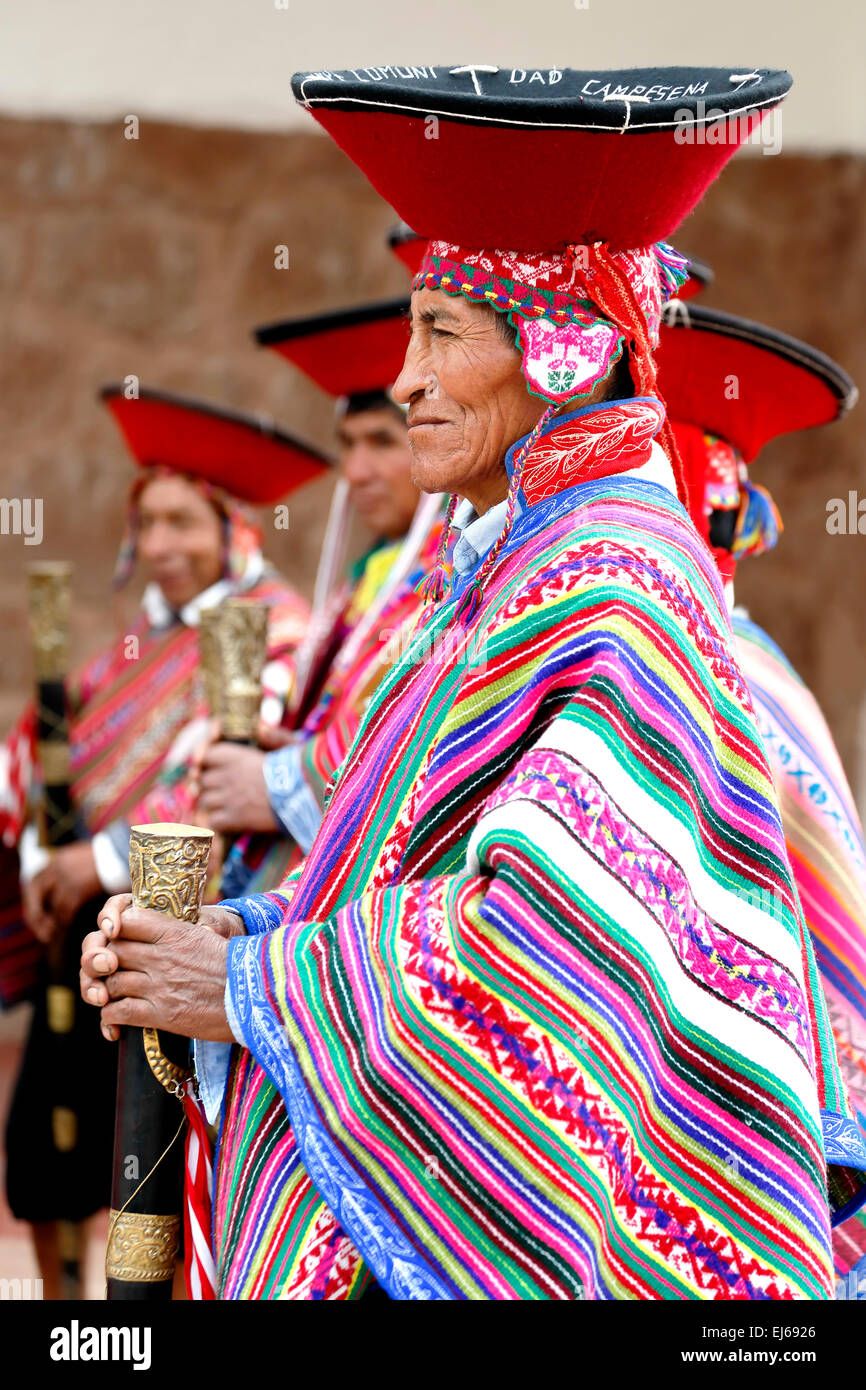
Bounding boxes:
[410,447,458,498]
[154,579,194,608]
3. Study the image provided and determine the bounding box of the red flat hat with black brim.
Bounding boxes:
[293,65,791,252]
[656,304,857,461]
[388,220,713,298]
[254,297,410,398]
[101,385,332,504]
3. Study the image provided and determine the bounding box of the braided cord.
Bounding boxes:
[418,491,460,607]
[453,404,557,626]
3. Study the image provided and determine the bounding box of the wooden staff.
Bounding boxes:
[26,561,83,1295]
[105,822,213,1301]
[26,563,75,853]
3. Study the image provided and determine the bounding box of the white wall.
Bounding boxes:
[2,0,864,149]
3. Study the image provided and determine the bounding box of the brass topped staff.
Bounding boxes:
[197,606,223,722]
[198,600,268,886]
[213,599,269,744]
[25,561,84,1295]
[106,822,213,1301]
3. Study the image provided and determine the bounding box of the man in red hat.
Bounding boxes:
[194,301,437,898]
[1,387,320,1296]
[82,65,865,1300]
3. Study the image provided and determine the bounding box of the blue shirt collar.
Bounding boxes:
[451,496,522,578]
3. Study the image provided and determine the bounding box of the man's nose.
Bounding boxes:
[392,336,430,406]
[138,521,171,557]
[341,444,374,483]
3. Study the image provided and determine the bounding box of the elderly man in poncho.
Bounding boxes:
[81,64,865,1299]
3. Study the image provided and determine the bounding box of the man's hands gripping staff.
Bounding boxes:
[80,895,245,1044]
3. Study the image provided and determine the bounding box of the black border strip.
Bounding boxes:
[292,67,792,133]
[254,296,411,347]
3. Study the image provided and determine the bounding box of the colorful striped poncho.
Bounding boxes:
[0,567,308,1006]
[293,524,443,811]
[212,419,865,1300]
[732,613,866,1293]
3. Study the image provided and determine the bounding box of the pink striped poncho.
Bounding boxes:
[211,412,865,1299]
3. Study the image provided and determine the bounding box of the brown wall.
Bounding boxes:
[1,117,864,811]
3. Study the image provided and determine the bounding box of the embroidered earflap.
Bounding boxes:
[515,316,624,404]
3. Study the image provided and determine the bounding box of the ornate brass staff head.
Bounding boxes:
[26,561,72,681]
[129,822,214,923]
[105,822,215,1292]
[214,598,269,742]
[197,606,224,719]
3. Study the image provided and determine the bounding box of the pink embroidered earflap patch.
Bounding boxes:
[517,316,624,403]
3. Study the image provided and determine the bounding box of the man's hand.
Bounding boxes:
[80,895,244,1043]
[22,865,58,943]
[23,842,101,942]
[257,722,293,752]
[186,716,221,804]
[197,742,280,833]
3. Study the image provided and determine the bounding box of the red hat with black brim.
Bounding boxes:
[254,297,410,400]
[100,385,332,504]
[388,219,714,300]
[656,304,858,462]
[293,65,791,252]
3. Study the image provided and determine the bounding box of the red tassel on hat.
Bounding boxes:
[581,244,688,506]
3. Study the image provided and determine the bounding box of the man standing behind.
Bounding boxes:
[2,385,321,1295]
[196,300,439,893]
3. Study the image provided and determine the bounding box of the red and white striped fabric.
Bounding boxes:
[183,1082,217,1300]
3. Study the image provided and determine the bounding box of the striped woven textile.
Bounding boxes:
[298,524,443,807]
[732,613,866,1287]
[212,418,865,1299]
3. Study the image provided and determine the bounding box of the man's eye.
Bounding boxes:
[430,326,452,338]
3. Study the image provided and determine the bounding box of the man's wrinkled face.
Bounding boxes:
[392,288,546,514]
[336,406,418,541]
[136,475,224,610]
